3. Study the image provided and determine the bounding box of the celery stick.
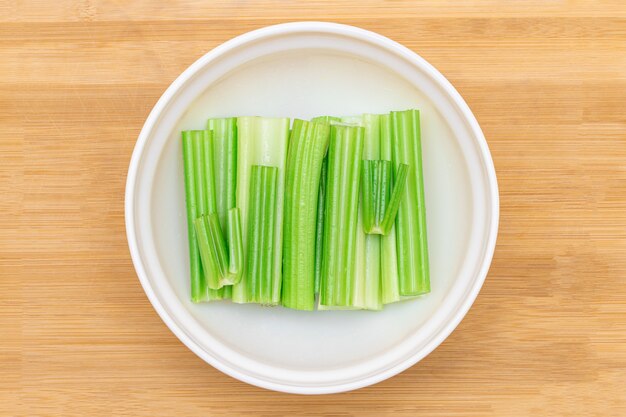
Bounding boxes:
[193,130,221,290]
[313,158,327,295]
[206,118,237,231]
[391,110,430,296]
[320,124,364,307]
[246,165,278,304]
[282,119,331,310]
[352,114,382,310]
[310,116,340,295]
[181,130,226,301]
[195,215,228,278]
[232,117,289,304]
[225,208,244,283]
[182,131,205,301]
[205,118,237,295]
[194,209,243,287]
[379,163,409,234]
[361,160,408,235]
[379,116,401,303]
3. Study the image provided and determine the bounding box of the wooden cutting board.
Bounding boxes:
[2,1,625,415]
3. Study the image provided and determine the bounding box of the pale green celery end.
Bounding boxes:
[182,131,206,302]
[232,117,289,303]
[354,206,383,310]
[361,114,381,159]
[391,110,430,296]
[364,229,382,310]
[379,115,402,304]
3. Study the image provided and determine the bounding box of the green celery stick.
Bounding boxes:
[361,160,408,235]
[313,158,327,295]
[352,114,382,310]
[245,165,278,304]
[206,118,237,231]
[232,117,289,304]
[225,208,244,283]
[310,116,341,295]
[181,130,227,301]
[391,109,430,296]
[206,118,237,295]
[379,116,401,303]
[379,163,409,234]
[320,124,364,307]
[282,119,331,310]
[194,209,243,287]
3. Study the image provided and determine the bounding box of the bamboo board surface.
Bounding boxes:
[1,1,625,415]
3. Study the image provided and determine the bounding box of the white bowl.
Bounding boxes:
[125,22,499,394]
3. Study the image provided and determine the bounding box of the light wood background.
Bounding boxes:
[2,1,625,416]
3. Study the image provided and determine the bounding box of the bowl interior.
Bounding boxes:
[153,49,471,368]
[129,25,495,392]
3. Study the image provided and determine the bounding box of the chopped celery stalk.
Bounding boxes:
[193,130,220,290]
[226,208,244,283]
[310,116,340,295]
[232,117,289,303]
[181,130,227,301]
[313,158,327,294]
[282,119,331,310]
[195,215,228,279]
[206,118,237,231]
[245,165,278,304]
[379,115,401,303]
[379,163,409,234]
[361,160,409,235]
[391,109,430,296]
[352,114,382,310]
[320,124,364,307]
[193,209,243,287]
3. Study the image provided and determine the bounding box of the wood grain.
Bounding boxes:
[1,1,625,415]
